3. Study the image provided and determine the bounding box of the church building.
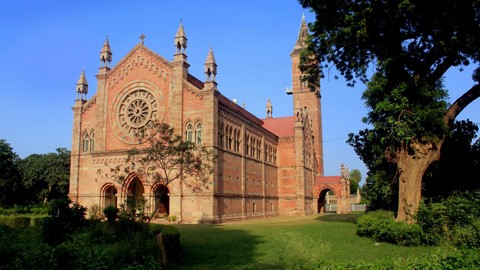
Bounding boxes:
[69,17,351,223]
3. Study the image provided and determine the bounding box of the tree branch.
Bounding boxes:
[444,84,480,126]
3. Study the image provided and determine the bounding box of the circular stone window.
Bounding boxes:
[111,86,163,144]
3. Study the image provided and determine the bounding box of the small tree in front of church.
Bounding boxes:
[109,121,214,222]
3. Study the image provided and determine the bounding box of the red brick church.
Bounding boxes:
[69,17,351,223]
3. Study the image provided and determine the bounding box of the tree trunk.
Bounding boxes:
[396,140,442,223]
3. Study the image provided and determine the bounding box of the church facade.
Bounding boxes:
[69,18,351,223]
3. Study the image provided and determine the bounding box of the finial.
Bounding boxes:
[302,13,306,21]
[139,33,146,45]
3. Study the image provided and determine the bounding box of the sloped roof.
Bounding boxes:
[316,176,341,184]
[262,116,295,137]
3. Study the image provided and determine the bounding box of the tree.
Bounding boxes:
[423,120,480,200]
[0,139,22,207]
[299,0,480,222]
[349,169,361,194]
[17,148,70,203]
[109,121,214,221]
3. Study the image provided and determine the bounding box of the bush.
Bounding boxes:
[104,206,119,222]
[160,225,181,263]
[356,210,422,246]
[416,191,480,247]
[41,198,87,246]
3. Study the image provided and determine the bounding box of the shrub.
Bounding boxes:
[160,225,181,263]
[416,191,480,247]
[6,217,31,228]
[356,210,394,238]
[32,217,48,227]
[356,210,422,246]
[104,206,119,223]
[41,198,87,246]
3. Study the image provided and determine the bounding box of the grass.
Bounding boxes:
[172,214,440,269]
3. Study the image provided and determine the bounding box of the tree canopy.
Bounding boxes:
[0,141,70,207]
[300,0,480,221]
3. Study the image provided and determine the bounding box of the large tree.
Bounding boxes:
[0,139,22,207]
[299,0,480,221]
[17,148,70,203]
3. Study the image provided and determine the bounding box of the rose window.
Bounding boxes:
[117,89,158,137]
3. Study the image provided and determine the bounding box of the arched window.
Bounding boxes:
[82,132,89,153]
[233,129,239,152]
[90,131,95,152]
[195,123,202,144]
[218,122,224,148]
[186,123,193,142]
[228,126,233,150]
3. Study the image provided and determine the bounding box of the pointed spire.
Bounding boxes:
[204,47,217,82]
[293,15,309,52]
[266,98,273,118]
[100,36,112,68]
[76,69,88,100]
[174,20,187,54]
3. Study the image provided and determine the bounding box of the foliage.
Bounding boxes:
[0,216,31,228]
[0,218,165,270]
[357,210,423,246]
[416,191,480,247]
[357,191,480,248]
[17,148,70,204]
[41,197,87,246]
[160,225,181,263]
[423,120,480,200]
[299,0,480,221]
[349,169,361,194]
[0,204,48,215]
[0,139,22,207]
[352,120,480,211]
[104,205,119,222]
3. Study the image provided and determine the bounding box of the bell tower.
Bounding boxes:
[290,15,324,176]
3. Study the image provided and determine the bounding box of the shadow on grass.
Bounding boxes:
[171,224,271,270]
[315,213,363,223]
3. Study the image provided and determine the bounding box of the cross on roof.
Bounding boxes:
[139,33,146,45]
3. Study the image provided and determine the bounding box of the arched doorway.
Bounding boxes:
[126,177,145,215]
[104,185,117,208]
[154,185,169,217]
[317,189,336,213]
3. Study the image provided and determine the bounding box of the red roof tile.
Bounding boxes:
[262,116,295,137]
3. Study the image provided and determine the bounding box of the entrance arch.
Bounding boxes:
[154,185,169,217]
[125,176,145,214]
[317,189,336,213]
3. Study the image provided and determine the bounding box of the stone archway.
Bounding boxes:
[125,176,145,215]
[317,187,337,213]
[103,185,117,208]
[154,185,170,217]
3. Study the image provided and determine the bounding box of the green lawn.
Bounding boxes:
[172,214,440,269]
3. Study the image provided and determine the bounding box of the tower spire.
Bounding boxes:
[293,15,309,52]
[174,20,187,54]
[204,47,217,82]
[100,36,112,69]
[76,69,88,101]
[266,98,273,118]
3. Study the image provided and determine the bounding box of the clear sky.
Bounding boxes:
[1,1,479,181]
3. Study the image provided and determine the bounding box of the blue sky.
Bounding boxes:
[1,1,479,181]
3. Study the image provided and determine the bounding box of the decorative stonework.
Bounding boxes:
[111,81,165,144]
